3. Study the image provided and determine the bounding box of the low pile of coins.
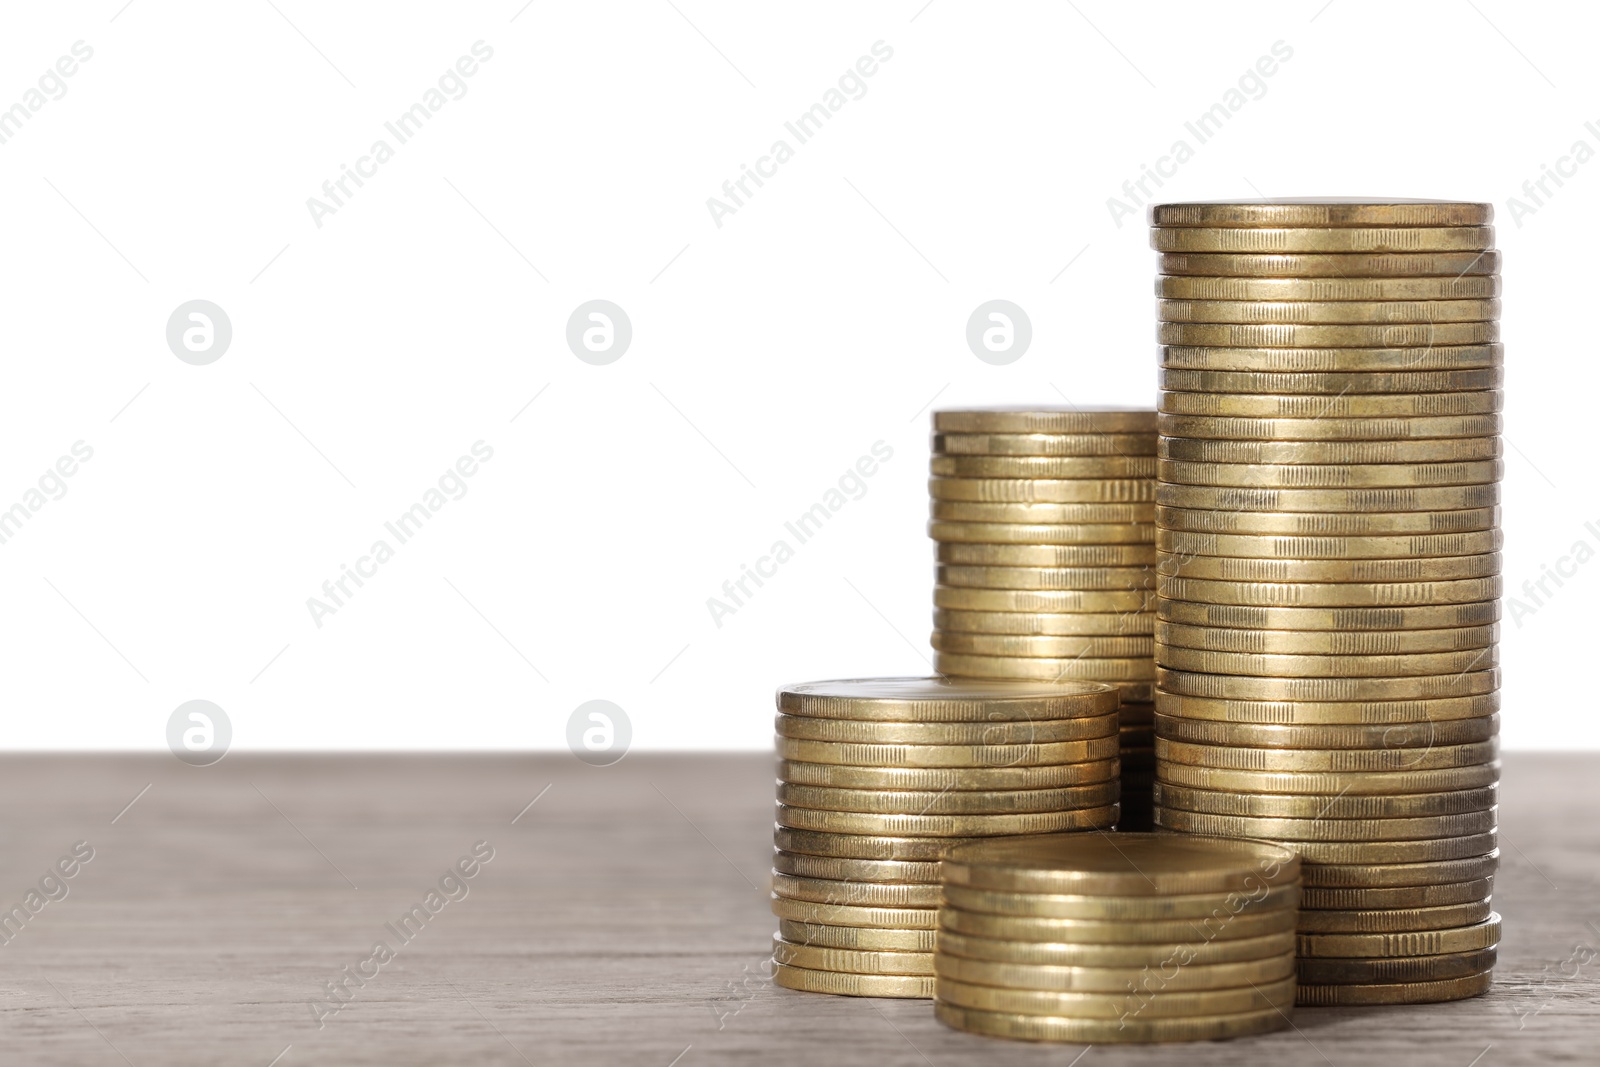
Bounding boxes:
[934,833,1301,1042]
[771,677,1120,997]
[1149,199,1502,1004]
[927,408,1159,828]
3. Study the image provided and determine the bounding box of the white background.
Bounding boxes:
[0,1,1593,751]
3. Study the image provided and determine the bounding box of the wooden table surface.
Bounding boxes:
[0,752,1593,1065]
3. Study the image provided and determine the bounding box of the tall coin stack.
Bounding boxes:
[927,408,1160,828]
[772,677,1120,998]
[934,833,1301,1043]
[1147,199,1503,1005]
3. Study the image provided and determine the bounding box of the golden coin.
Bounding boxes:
[1157,575,1502,607]
[935,927,1295,967]
[929,477,1158,503]
[1160,368,1504,398]
[935,652,1156,682]
[1163,342,1503,372]
[778,759,1120,792]
[1299,918,1502,956]
[1159,298,1500,324]
[1301,852,1498,890]
[935,564,1156,591]
[1295,900,1493,933]
[1161,554,1501,584]
[1157,763,1500,796]
[1155,738,1497,772]
[1156,482,1500,512]
[931,455,1158,479]
[1156,599,1500,632]
[775,734,1122,768]
[930,522,1158,546]
[1161,412,1503,442]
[1151,783,1497,819]
[933,1001,1291,1043]
[1158,435,1501,464]
[1155,505,1499,536]
[777,677,1118,721]
[1154,667,1499,701]
[940,882,1299,920]
[933,608,1156,636]
[775,714,1118,745]
[773,849,942,883]
[1151,713,1499,748]
[773,962,933,998]
[777,919,937,952]
[1152,225,1494,253]
[1296,971,1492,1005]
[1158,249,1501,277]
[1155,646,1498,678]
[936,586,1155,612]
[774,827,974,862]
[941,831,1299,896]
[941,906,1298,944]
[931,501,1157,527]
[933,408,1158,434]
[1155,692,1498,726]
[936,972,1295,1018]
[1150,200,1494,228]
[936,541,1158,567]
[776,804,1119,837]
[770,895,936,929]
[773,873,944,908]
[934,952,1292,994]
[772,937,934,975]
[1161,389,1502,418]
[1161,321,1499,347]
[1159,460,1503,490]
[1269,835,1500,865]
[776,781,1119,816]
[1157,274,1500,301]
[1156,621,1497,654]
[1158,531,1502,562]
[933,432,1158,457]
[933,632,1154,658]
[1151,807,1496,843]
[1300,879,1494,911]
[1294,947,1496,984]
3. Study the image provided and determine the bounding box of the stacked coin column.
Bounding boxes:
[772,678,1120,998]
[1147,199,1503,1006]
[927,408,1159,828]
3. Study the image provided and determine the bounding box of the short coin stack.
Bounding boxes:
[1148,198,1502,1004]
[772,677,1120,998]
[927,408,1159,828]
[934,833,1301,1042]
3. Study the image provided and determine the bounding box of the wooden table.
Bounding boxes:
[0,753,1592,1065]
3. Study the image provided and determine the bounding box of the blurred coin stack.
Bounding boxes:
[1148,199,1503,1005]
[771,677,1120,998]
[928,408,1160,828]
[934,833,1301,1042]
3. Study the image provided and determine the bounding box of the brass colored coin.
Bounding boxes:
[941,906,1299,944]
[939,882,1299,920]
[936,973,1295,1018]
[1295,947,1496,985]
[1160,368,1504,398]
[778,758,1120,792]
[1156,621,1497,654]
[934,408,1158,434]
[1159,435,1501,464]
[931,455,1158,479]
[1157,274,1500,301]
[1155,646,1498,678]
[1157,249,1501,277]
[1163,342,1503,372]
[1159,554,1502,583]
[1155,505,1500,536]
[775,804,1119,837]
[1150,200,1493,228]
[1151,807,1497,842]
[934,928,1296,967]
[1159,298,1500,324]
[930,522,1158,546]
[1161,321,1499,347]
[775,734,1122,768]
[1156,482,1500,512]
[932,632,1154,658]
[1151,225,1494,253]
[1154,667,1500,701]
[772,937,934,975]
[937,541,1157,567]
[935,952,1293,994]
[776,781,1119,816]
[777,677,1118,721]
[1157,575,1502,607]
[774,827,975,862]
[936,586,1155,613]
[1296,971,1492,1005]
[933,432,1158,457]
[775,714,1118,745]
[934,608,1155,636]
[773,849,942,883]
[1156,763,1501,796]
[935,564,1156,591]
[1160,412,1503,441]
[1159,459,1503,490]
[1155,738,1497,772]
[1151,783,1497,819]
[1158,530,1502,562]
[1295,900,1493,933]
[935,652,1156,682]
[1268,835,1501,865]
[1156,598,1501,632]
[1301,852,1498,890]
[931,501,1157,527]
[1151,713,1499,748]
[773,873,943,908]
[772,962,933,998]
[770,895,936,929]
[1160,389,1502,418]
[929,477,1158,503]
[778,919,937,952]
[933,1001,1291,1043]
[941,831,1299,897]
[1155,692,1499,725]
[1300,879,1494,911]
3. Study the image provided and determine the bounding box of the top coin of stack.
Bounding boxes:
[928,407,1161,828]
[771,677,1120,999]
[1148,199,1501,1006]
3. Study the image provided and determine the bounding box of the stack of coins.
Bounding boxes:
[934,833,1301,1043]
[1148,199,1502,1005]
[927,408,1159,828]
[771,677,1120,998]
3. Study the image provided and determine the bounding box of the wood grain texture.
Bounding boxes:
[0,752,1593,1065]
